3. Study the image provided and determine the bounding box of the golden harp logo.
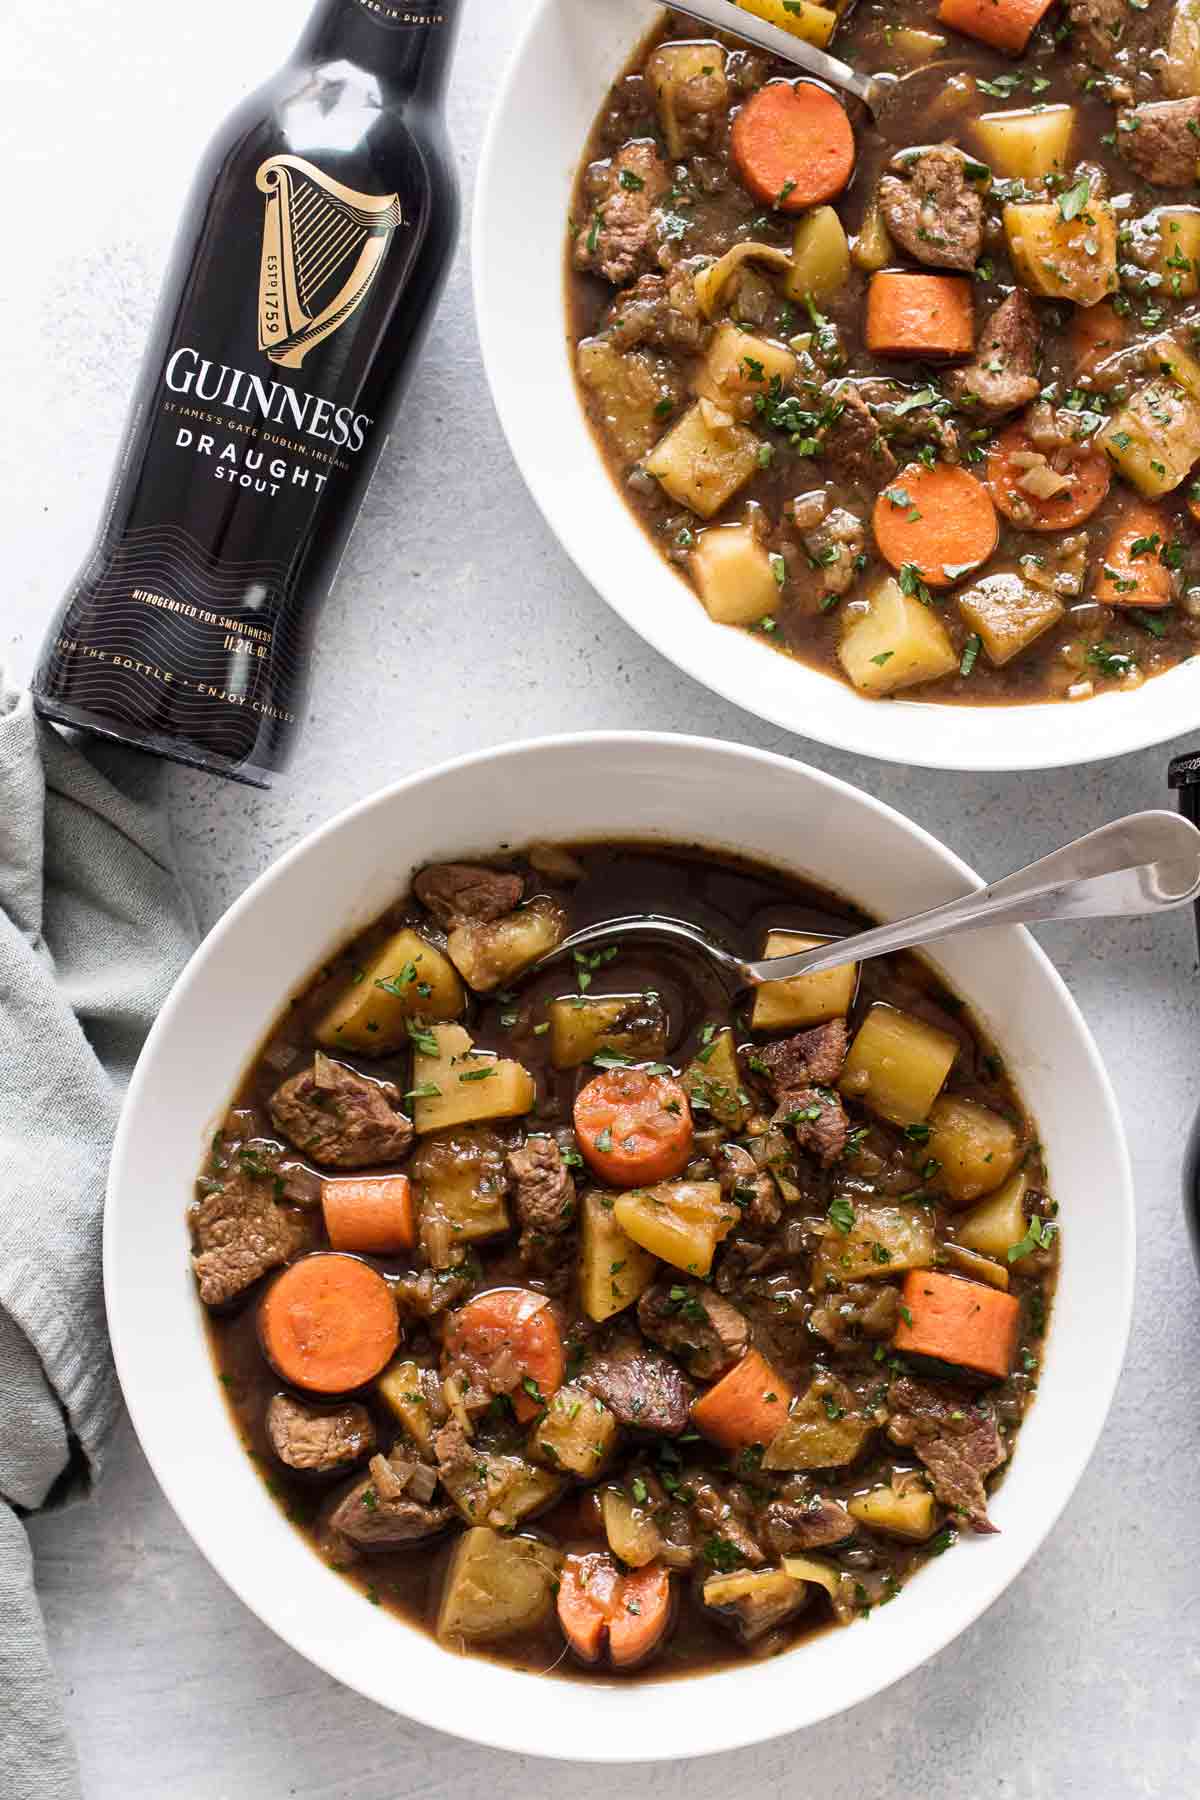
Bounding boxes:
[256,155,402,369]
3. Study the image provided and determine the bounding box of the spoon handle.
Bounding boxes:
[662,0,881,111]
[748,810,1200,981]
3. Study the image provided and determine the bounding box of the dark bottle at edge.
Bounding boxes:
[1170,751,1200,1273]
[33,0,463,788]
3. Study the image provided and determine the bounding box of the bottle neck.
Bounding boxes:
[294,0,461,102]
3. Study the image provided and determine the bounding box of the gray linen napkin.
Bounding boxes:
[0,684,195,1800]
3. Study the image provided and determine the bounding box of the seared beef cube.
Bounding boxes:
[603,264,709,354]
[267,1393,375,1474]
[269,1054,414,1169]
[330,1453,454,1549]
[878,147,983,272]
[1070,0,1126,64]
[508,1136,576,1271]
[637,1282,749,1381]
[691,1478,765,1567]
[760,1495,854,1556]
[1118,98,1200,187]
[946,292,1041,419]
[819,386,897,489]
[811,1281,900,1349]
[753,1021,848,1094]
[887,1375,1006,1533]
[800,507,865,599]
[413,862,524,928]
[393,1267,474,1319]
[574,140,670,286]
[717,1142,780,1232]
[190,1166,304,1307]
[581,1341,694,1435]
[773,1086,849,1166]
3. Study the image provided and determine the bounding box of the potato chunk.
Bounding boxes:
[811,1200,937,1286]
[531,1383,619,1477]
[972,106,1074,180]
[926,1095,1019,1204]
[1129,207,1200,301]
[645,400,761,518]
[848,1483,937,1541]
[439,1448,564,1531]
[577,339,681,466]
[548,993,667,1070]
[839,1003,959,1126]
[694,323,796,410]
[955,1168,1031,1260]
[411,1023,535,1135]
[580,1187,658,1322]
[838,577,958,697]
[376,1359,439,1452]
[1164,0,1200,98]
[411,1126,510,1265]
[447,897,566,994]
[437,1527,563,1644]
[613,1180,738,1278]
[762,1377,875,1471]
[1003,198,1117,307]
[602,1486,664,1568]
[702,1567,807,1640]
[957,570,1064,668]
[1099,342,1200,496]
[645,42,729,160]
[683,1026,748,1131]
[787,206,851,303]
[737,0,837,45]
[750,930,857,1031]
[317,928,464,1053]
[691,524,780,626]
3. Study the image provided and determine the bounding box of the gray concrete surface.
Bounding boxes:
[4,1,1200,1794]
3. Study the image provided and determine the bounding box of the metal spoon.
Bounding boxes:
[661,0,886,114]
[537,811,1200,988]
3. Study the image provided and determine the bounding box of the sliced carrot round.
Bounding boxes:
[574,1067,693,1187]
[690,1347,795,1452]
[443,1286,564,1423]
[731,81,855,211]
[557,1553,674,1670]
[321,1174,415,1256]
[259,1253,398,1395]
[873,461,998,588]
[987,421,1111,532]
[1095,503,1175,608]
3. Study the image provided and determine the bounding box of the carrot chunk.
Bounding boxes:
[259,1253,399,1395]
[1094,504,1175,608]
[574,1067,693,1187]
[321,1174,415,1256]
[865,273,975,360]
[690,1348,795,1451]
[937,0,1055,54]
[874,461,999,589]
[443,1286,564,1422]
[892,1268,1020,1381]
[557,1553,674,1669]
[987,421,1111,531]
[731,81,855,211]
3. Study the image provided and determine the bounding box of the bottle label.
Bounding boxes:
[351,1,449,24]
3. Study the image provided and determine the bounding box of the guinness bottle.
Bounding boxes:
[33,0,463,787]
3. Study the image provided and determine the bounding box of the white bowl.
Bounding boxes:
[106,733,1133,1760]
[473,0,1200,772]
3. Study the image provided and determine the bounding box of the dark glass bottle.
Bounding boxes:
[1169,751,1200,1270]
[33,0,462,787]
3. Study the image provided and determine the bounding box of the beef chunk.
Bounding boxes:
[760,1495,854,1556]
[887,1375,1006,1533]
[811,1280,900,1349]
[799,507,865,598]
[581,1340,694,1435]
[774,1086,849,1166]
[190,1165,304,1307]
[854,378,961,462]
[691,1478,765,1567]
[637,1282,749,1380]
[753,1021,848,1093]
[269,1054,414,1169]
[946,291,1041,419]
[574,140,670,286]
[266,1393,375,1474]
[878,147,983,272]
[603,263,708,354]
[1118,98,1200,188]
[330,1453,454,1550]
[717,1142,781,1232]
[508,1137,576,1271]
[819,385,897,488]
[413,862,524,928]
[1070,0,1126,65]
[393,1267,473,1319]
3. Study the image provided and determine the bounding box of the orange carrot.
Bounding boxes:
[557,1553,674,1669]
[891,1269,1020,1381]
[690,1348,795,1451]
[873,461,998,589]
[321,1175,415,1256]
[1189,492,1200,529]
[865,273,975,360]
[731,81,855,211]
[1070,301,1124,381]
[937,0,1054,54]
[987,421,1111,531]
[1095,504,1175,608]
[443,1286,564,1422]
[259,1253,398,1395]
[574,1067,693,1187]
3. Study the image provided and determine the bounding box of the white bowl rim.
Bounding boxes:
[104,730,1136,1760]
[471,0,1200,774]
